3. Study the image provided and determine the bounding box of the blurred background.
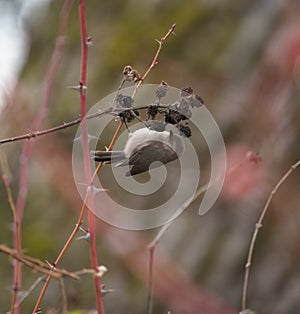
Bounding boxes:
[1,0,300,313]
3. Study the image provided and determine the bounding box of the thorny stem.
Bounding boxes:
[78,1,105,312]
[1,173,20,314]
[93,24,177,314]
[5,22,176,313]
[0,108,112,145]
[31,90,123,313]
[34,111,121,304]
[31,121,124,313]
[132,23,176,98]
[32,203,86,313]
[29,0,74,312]
[9,1,75,313]
[0,244,79,280]
[241,159,300,311]
[0,105,173,146]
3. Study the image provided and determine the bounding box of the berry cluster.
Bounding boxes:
[114,79,204,138]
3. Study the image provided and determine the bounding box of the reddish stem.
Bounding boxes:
[78,1,104,313]
[11,1,74,313]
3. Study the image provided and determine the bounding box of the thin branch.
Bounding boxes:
[0,244,79,280]
[14,0,75,312]
[241,159,300,311]
[32,209,85,311]
[28,0,75,312]
[0,104,170,145]
[150,152,259,248]
[32,120,123,312]
[2,175,16,217]
[0,25,177,147]
[147,246,155,314]
[0,155,19,314]
[28,23,176,313]
[0,114,91,145]
[13,277,44,311]
[132,23,176,98]
[147,152,261,314]
[58,278,68,314]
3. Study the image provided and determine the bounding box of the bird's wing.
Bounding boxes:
[126,141,178,176]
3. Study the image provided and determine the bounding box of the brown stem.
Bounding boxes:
[147,152,260,314]
[11,1,75,312]
[132,23,176,98]
[29,0,75,312]
[241,159,300,310]
[0,104,174,146]
[147,246,155,314]
[32,119,123,312]
[0,244,79,280]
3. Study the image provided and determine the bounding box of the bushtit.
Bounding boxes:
[92,128,184,176]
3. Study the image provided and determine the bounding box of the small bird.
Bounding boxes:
[92,128,184,176]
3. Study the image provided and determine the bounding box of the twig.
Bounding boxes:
[1,173,20,313]
[241,159,300,311]
[119,26,176,313]
[5,22,176,313]
[12,2,74,312]
[147,152,260,314]
[147,246,155,314]
[150,152,258,247]
[58,278,68,314]
[0,25,176,147]
[12,277,44,312]
[1,157,17,225]
[1,155,19,314]
[0,104,173,145]
[28,0,75,312]
[0,112,100,145]
[33,219,84,313]
[132,23,176,98]
[32,120,123,312]
[0,244,79,280]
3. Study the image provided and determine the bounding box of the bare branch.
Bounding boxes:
[0,244,79,280]
[132,24,176,98]
[241,159,300,311]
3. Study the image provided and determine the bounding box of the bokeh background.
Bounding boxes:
[1,0,300,313]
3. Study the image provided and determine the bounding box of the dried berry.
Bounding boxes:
[165,109,188,125]
[180,86,193,97]
[123,65,142,83]
[179,124,192,138]
[119,108,139,123]
[147,105,159,120]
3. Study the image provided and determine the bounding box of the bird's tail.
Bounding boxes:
[91,151,125,163]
